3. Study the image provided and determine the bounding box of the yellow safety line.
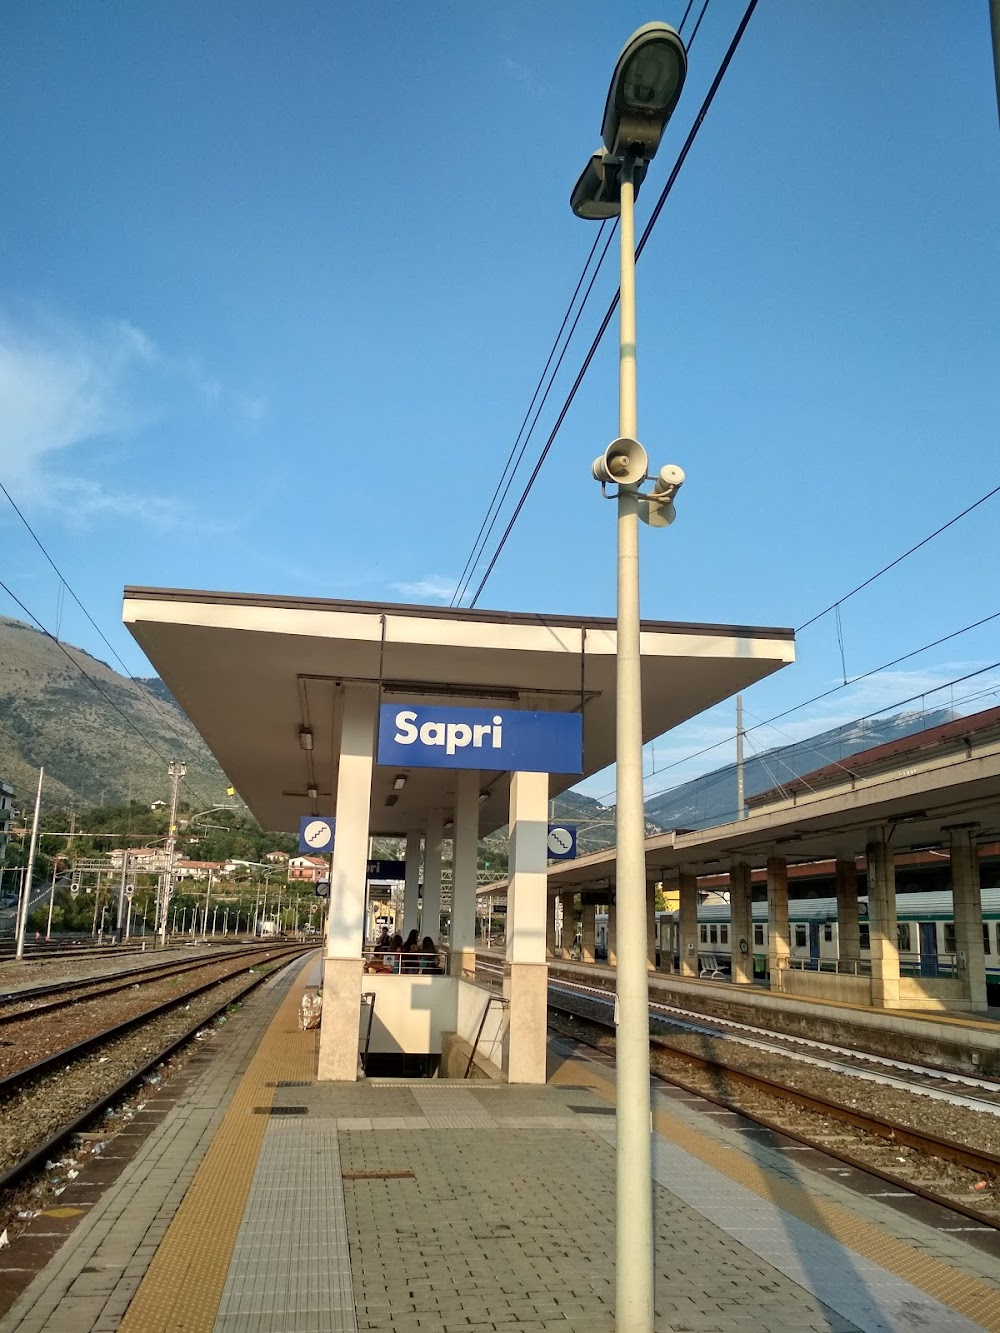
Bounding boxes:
[118,958,319,1333]
[549,1053,1000,1328]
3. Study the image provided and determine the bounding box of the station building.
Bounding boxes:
[123,585,794,1082]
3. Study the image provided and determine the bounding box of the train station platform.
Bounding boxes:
[3,954,1000,1333]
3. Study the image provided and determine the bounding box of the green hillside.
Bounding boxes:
[0,616,231,810]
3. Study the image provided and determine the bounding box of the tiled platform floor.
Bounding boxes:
[2,956,999,1333]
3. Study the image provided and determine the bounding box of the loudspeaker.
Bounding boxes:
[591,436,648,486]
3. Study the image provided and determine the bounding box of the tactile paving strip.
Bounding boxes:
[117,957,319,1333]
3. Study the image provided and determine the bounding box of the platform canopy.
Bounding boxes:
[123,587,794,837]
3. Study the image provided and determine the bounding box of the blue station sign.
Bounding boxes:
[377,705,582,774]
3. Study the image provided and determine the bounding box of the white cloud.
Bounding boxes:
[390,576,457,603]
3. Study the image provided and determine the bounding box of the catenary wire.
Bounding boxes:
[0,479,207,761]
[465,0,756,607]
[592,609,1000,805]
[796,482,1000,633]
[450,224,610,607]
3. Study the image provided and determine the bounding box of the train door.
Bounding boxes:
[918,922,938,977]
[808,922,821,965]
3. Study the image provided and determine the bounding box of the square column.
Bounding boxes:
[729,862,752,985]
[581,900,596,963]
[559,891,576,958]
[607,900,617,966]
[319,683,378,1082]
[835,858,860,964]
[646,885,657,971]
[402,831,421,936]
[949,826,987,1011]
[766,857,789,990]
[866,830,900,1007]
[449,769,479,978]
[422,807,444,943]
[503,770,549,1084]
[678,871,698,978]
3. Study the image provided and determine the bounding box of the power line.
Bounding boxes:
[451,223,614,607]
[594,608,1000,805]
[467,0,759,606]
[0,480,204,760]
[797,482,1000,633]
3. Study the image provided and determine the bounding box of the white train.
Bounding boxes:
[594,888,1000,988]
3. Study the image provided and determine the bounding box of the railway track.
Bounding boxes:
[0,945,313,1193]
[546,995,1000,1236]
[0,944,287,1021]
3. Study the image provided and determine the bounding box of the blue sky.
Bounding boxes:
[2,1,999,805]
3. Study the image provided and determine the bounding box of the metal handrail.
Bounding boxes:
[465,995,508,1079]
[360,991,376,1074]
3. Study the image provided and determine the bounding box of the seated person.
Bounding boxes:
[418,936,442,974]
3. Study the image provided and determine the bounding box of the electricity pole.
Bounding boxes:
[736,694,746,820]
[16,768,44,960]
[159,760,186,947]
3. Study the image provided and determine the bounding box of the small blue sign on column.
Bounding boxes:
[377,705,582,774]
[547,824,577,860]
[299,816,335,854]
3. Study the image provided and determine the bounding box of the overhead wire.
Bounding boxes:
[592,608,1000,805]
[451,222,617,607]
[0,480,206,762]
[466,0,751,607]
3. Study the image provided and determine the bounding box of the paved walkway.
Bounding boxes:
[2,956,999,1332]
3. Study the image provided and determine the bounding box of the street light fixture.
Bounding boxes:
[570,22,687,1333]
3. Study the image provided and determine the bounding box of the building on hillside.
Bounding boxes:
[150,799,168,811]
[287,855,328,883]
[175,860,225,881]
[109,847,169,872]
[265,850,289,863]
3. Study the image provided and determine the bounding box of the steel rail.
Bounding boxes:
[0,951,314,1194]
[549,1000,1000,1232]
[0,945,308,1097]
[0,945,288,1019]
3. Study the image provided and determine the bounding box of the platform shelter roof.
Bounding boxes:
[123,586,794,837]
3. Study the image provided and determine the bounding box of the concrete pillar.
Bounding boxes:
[319,683,377,1081]
[607,899,617,967]
[449,769,479,978]
[559,891,575,958]
[678,871,698,978]
[581,900,596,963]
[646,885,657,971]
[949,826,987,1011]
[422,807,444,944]
[866,830,900,1007]
[546,894,557,958]
[403,831,421,936]
[728,862,752,984]
[766,856,789,991]
[503,770,548,1084]
[835,858,860,965]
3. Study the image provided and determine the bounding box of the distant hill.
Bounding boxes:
[0,616,231,810]
[643,708,955,831]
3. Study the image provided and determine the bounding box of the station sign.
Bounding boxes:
[367,859,406,880]
[299,816,335,853]
[546,824,577,860]
[377,705,582,774]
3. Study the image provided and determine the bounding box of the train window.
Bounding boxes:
[859,923,870,950]
[944,923,956,952]
[753,923,764,946]
[709,924,718,944]
[823,923,833,942]
[897,923,911,952]
[983,924,992,956]
[699,925,708,944]
[996,924,1000,955]
[794,925,807,948]
[720,925,729,945]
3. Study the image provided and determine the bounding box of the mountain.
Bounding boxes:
[0,616,231,809]
[643,708,955,832]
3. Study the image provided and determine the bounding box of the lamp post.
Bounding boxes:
[570,23,687,1333]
